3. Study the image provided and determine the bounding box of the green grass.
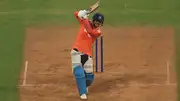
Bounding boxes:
[20,0,180,26]
[22,9,180,26]
[0,14,24,101]
[0,0,180,101]
[0,0,24,101]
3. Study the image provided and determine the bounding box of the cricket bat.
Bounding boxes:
[87,0,100,14]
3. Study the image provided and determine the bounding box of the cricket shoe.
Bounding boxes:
[80,94,87,100]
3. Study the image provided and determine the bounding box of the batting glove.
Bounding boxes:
[78,10,89,19]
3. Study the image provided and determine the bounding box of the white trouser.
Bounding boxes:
[70,49,93,73]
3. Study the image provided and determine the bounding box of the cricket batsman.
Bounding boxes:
[70,5,104,100]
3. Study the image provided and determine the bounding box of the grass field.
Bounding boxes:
[0,0,180,101]
[0,0,24,100]
[22,0,180,26]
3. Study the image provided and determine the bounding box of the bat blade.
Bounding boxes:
[87,0,100,14]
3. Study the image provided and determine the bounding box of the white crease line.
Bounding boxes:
[17,83,177,88]
[22,61,28,86]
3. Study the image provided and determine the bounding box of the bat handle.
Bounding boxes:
[86,8,91,14]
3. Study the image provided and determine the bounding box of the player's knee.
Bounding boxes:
[73,66,85,78]
[85,73,94,87]
[86,73,94,80]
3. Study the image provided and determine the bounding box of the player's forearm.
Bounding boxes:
[82,19,101,37]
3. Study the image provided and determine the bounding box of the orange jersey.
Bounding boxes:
[72,11,102,56]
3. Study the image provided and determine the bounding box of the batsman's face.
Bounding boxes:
[93,21,103,28]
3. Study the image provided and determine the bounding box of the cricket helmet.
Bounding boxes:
[92,12,104,24]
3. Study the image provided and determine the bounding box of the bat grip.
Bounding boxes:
[86,8,91,14]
